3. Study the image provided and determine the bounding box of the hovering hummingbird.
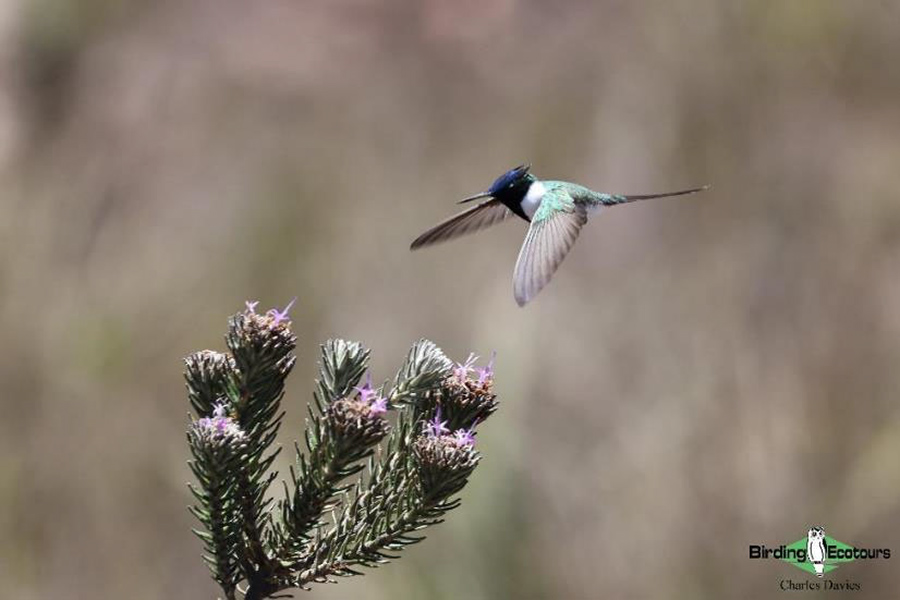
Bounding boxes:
[411,164,708,306]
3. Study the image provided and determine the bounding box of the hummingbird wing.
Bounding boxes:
[410,199,511,250]
[513,188,587,306]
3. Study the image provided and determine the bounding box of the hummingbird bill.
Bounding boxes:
[411,164,708,306]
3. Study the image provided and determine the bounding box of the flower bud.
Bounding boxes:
[327,395,390,449]
[438,353,497,430]
[412,431,480,500]
[227,300,298,360]
[185,350,237,416]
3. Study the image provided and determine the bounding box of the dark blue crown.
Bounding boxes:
[488,164,531,195]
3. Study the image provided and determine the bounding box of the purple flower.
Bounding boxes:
[453,427,476,447]
[354,372,376,403]
[244,300,259,314]
[452,353,477,383]
[369,396,388,415]
[267,297,297,327]
[475,351,496,386]
[355,373,388,415]
[425,408,450,438]
[193,403,245,442]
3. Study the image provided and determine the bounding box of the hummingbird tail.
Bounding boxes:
[618,185,710,203]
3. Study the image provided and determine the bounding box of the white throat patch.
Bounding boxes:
[521,180,545,219]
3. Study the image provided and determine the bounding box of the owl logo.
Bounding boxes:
[806,526,827,577]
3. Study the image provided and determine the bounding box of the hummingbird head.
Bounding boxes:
[458,164,535,204]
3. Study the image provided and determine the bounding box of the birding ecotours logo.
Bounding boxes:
[749,526,890,578]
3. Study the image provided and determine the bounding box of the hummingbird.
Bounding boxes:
[411,164,708,306]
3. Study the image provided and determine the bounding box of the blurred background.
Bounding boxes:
[2,1,900,598]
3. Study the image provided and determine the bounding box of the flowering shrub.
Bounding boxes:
[185,301,497,599]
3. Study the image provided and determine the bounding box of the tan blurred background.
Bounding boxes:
[2,1,900,598]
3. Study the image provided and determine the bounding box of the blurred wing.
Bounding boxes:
[513,190,587,306]
[410,198,511,250]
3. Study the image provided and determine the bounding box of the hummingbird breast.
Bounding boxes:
[520,180,546,219]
